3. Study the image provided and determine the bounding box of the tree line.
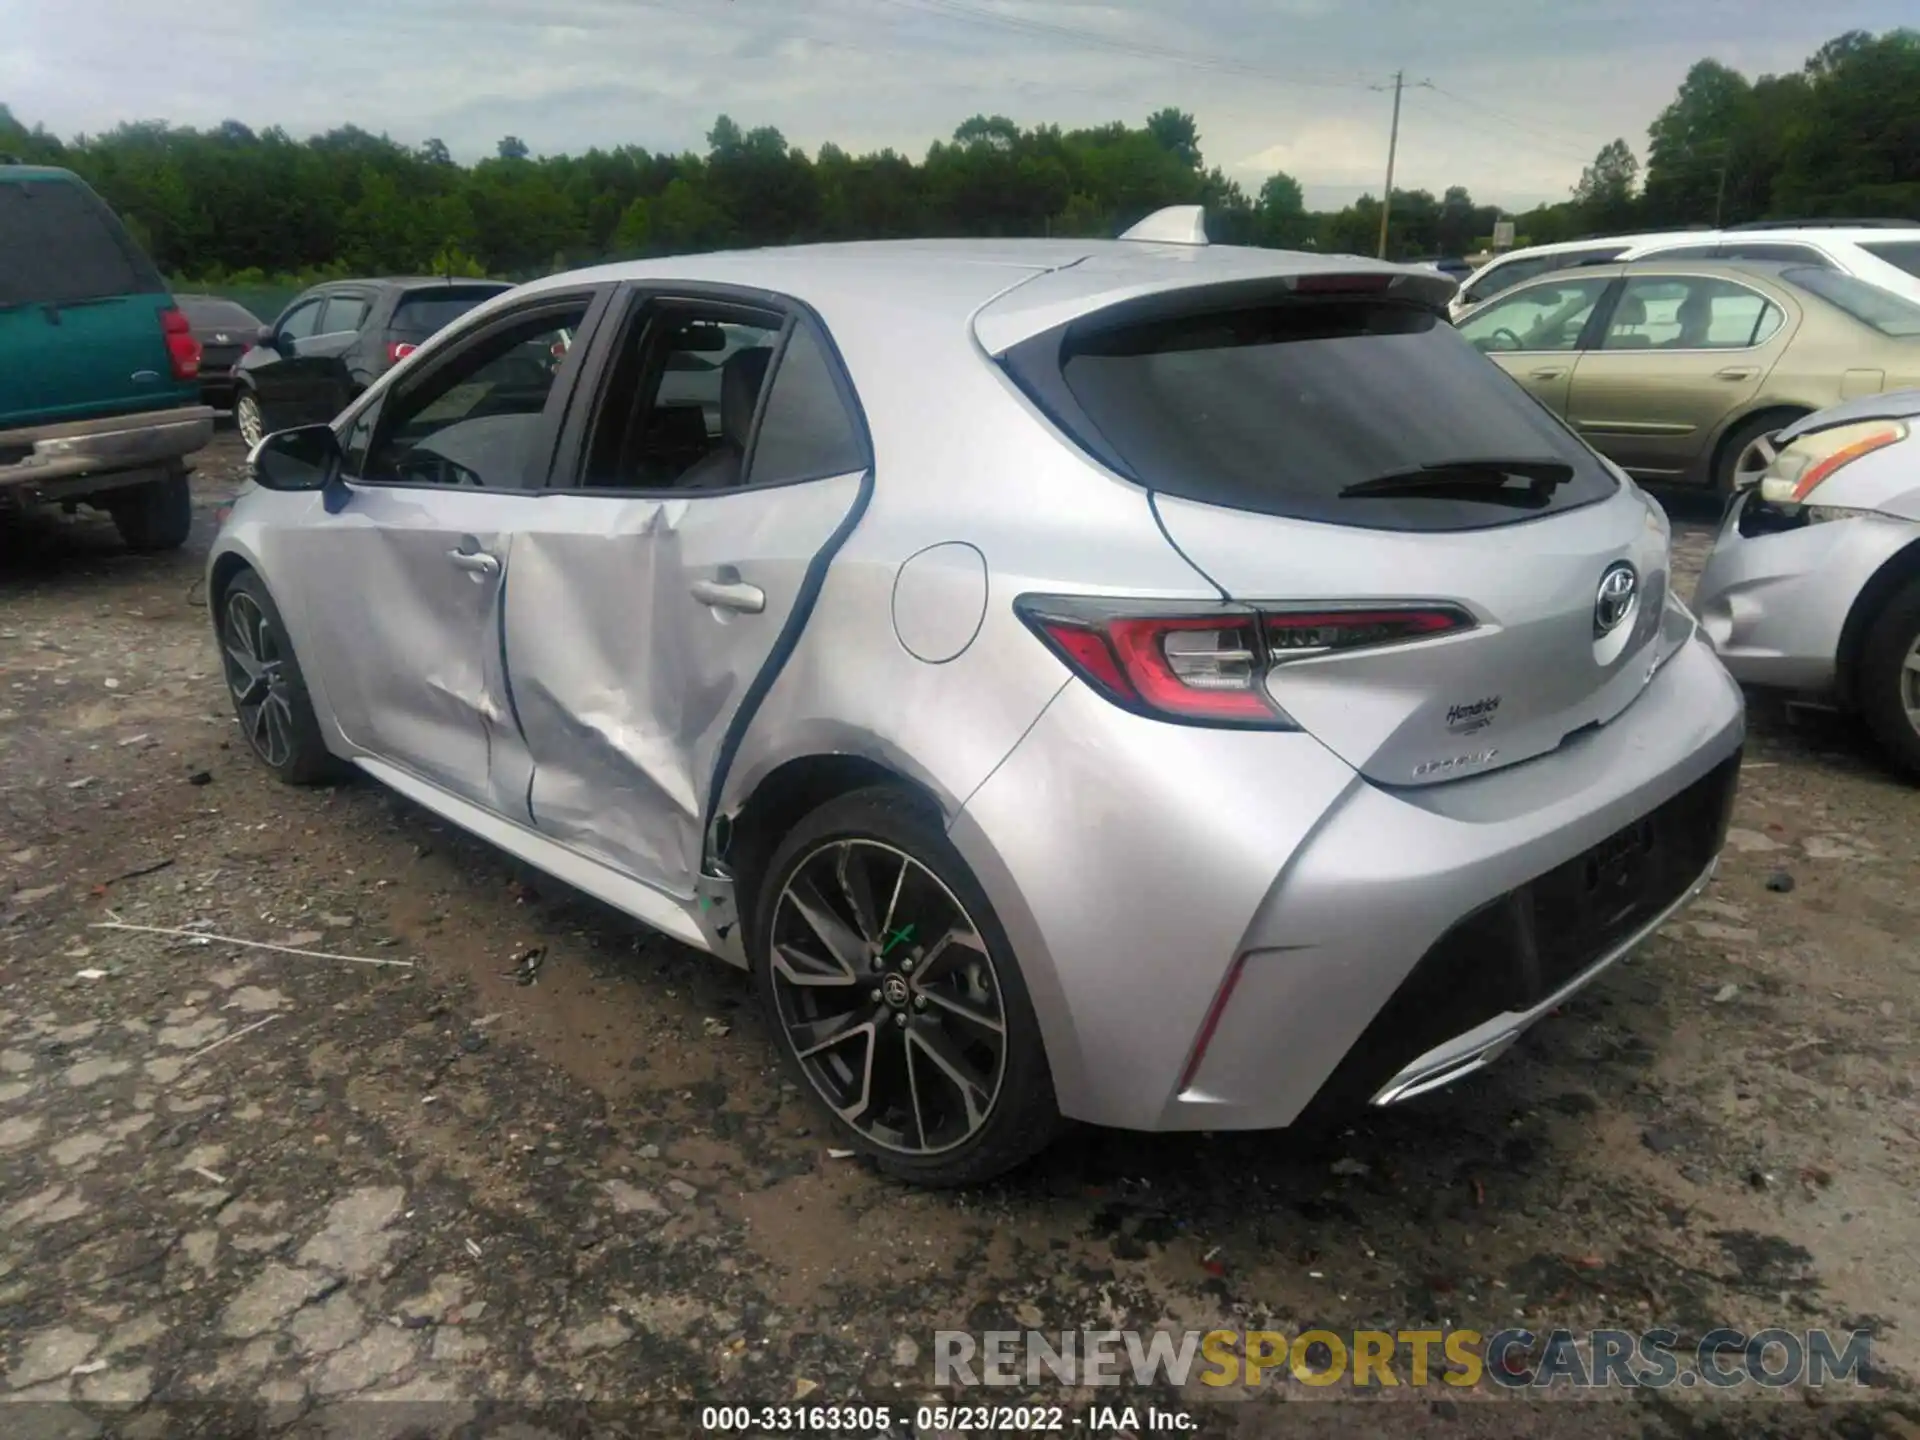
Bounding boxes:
[0,26,1912,289]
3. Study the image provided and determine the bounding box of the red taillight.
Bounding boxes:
[1016,596,1473,727]
[159,306,201,380]
[388,342,417,364]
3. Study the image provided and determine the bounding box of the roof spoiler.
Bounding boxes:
[1118,205,1209,246]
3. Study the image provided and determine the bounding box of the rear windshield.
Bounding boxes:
[0,175,165,306]
[390,287,511,338]
[1003,292,1619,532]
[176,296,261,329]
[1784,266,1920,337]
[1860,241,1920,280]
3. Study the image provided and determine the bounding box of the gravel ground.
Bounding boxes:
[1,435,1916,1439]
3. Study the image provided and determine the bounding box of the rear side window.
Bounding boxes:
[1004,292,1619,532]
[321,296,370,334]
[1860,241,1920,279]
[390,288,510,339]
[1783,266,1920,337]
[746,326,868,485]
[0,176,165,306]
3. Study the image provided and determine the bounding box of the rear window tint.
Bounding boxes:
[0,176,164,306]
[1004,293,1619,533]
[1860,241,1920,279]
[746,325,868,485]
[390,288,510,337]
[176,296,261,329]
[1784,266,1920,337]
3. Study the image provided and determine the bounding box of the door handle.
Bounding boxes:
[1715,366,1759,381]
[447,549,500,576]
[690,578,766,614]
[1528,367,1566,380]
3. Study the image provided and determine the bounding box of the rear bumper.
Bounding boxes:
[1694,492,1920,695]
[951,632,1745,1133]
[0,406,214,495]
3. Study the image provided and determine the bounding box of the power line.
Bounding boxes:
[1422,84,1611,155]
[864,0,1378,89]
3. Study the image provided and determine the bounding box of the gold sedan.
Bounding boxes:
[1455,259,1920,492]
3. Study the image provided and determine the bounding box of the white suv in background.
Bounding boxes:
[1450,232,1706,320]
[1452,223,1920,321]
[1621,225,1920,304]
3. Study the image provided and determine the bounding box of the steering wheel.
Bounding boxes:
[1489,327,1523,352]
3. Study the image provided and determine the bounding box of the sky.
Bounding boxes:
[0,0,1911,212]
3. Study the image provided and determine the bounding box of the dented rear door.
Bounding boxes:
[503,297,873,902]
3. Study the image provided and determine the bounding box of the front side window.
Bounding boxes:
[1599,276,1783,350]
[1463,256,1550,305]
[1456,277,1610,353]
[277,300,324,343]
[358,303,588,487]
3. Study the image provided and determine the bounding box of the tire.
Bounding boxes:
[108,467,194,552]
[750,786,1060,1186]
[1856,575,1920,782]
[1714,412,1799,496]
[218,569,340,785]
[235,389,265,449]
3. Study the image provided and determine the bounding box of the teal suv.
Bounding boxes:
[1,165,213,550]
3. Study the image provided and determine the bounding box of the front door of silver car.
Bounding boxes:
[284,292,601,814]
[502,291,872,903]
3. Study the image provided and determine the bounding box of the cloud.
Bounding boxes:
[1,0,1908,208]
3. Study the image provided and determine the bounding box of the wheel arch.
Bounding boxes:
[1706,404,1811,488]
[206,548,261,620]
[1835,534,1920,712]
[722,753,945,939]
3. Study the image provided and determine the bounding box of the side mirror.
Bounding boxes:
[253,324,283,354]
[250,424,341,492]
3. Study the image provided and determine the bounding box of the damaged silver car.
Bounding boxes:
[209,211,1745,1185]
[1696,391,1920,780]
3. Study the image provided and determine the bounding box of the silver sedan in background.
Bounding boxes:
[210,216,1744,1185]
[1696,392,1920,779]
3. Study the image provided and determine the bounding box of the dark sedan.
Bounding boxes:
[233,277,512,445]
[174,293,264,411]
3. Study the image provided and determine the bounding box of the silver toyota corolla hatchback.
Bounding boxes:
[210,210,1746,1185]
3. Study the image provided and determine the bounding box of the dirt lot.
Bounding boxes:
[2,435,1917,1438]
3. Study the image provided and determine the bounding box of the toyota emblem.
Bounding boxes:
[1594,562,1638,636]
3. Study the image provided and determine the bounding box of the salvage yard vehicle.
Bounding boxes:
[1456,258,1920,494]
[208,208,1745,1185]
[232,277,512,447]
[0,164,212,551]
[174,293,264,412]
[1696,391,1920,779]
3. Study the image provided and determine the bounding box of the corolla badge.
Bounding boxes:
[1413,749,1498,778]
[1594,562,1638,637]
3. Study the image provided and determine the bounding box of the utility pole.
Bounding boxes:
[1376,69,1404,259]
[1712,151,1730,228]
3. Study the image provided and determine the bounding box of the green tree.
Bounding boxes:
[1572,139,1641,234]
